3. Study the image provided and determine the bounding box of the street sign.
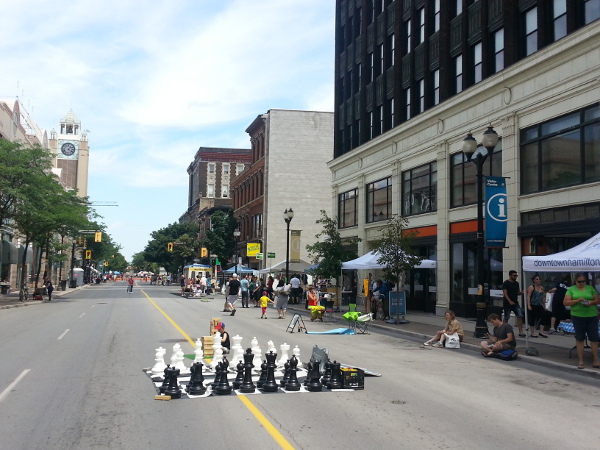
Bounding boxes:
[256,253,263,260]
[267,252,275,258]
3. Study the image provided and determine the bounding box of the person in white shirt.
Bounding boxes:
[289,275,302,304]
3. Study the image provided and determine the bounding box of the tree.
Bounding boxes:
[144,222,200,274]
[203,210,237,269]
[371,215,423,321]
[306,210,360,280]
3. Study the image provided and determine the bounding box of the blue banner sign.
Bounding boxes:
[485,176,507,248]
[389,291,406,316]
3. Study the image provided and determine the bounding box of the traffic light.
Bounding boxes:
[201,247,208,257]
[85,250,92,260]
[104,261,109,266]
[94,232,102,242]
[167,242,174,252]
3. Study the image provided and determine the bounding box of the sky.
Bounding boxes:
[1,0,335,261]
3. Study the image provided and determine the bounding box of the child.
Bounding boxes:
[259,291,273,319]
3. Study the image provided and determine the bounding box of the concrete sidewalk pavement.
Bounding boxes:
[0,284,86,309]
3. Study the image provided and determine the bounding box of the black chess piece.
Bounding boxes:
[257,359,268,389]
[159,364,171,394]
[164,366,182,399]
[187,362,207,396]
[239,348,256,393]
[326,360,342,390]
[214,361,233,395]
[233,360,244,390]
[280,360,291,387]
[284,356,301,391]
[306,360,323,392]
[211,362,223,388]
[262,351,279,393]
[303,361,312,386]
[321,361,332,387]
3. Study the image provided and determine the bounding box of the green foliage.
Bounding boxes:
[306,210,360,279]
[370,215,423,287]
[203,210,237,268]
[144,221,200,274]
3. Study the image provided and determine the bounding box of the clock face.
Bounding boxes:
[61,142,76,156]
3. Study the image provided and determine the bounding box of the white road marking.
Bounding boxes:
[91,305,95,309]
[0,369,30,403]
[79,313,86,318]
[57,329,70,340]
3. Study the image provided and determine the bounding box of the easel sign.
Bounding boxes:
[389,291,406,316]
[286,314,307,333]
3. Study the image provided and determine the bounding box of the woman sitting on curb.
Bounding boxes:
[424,310,465,347]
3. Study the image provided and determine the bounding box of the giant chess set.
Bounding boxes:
[145,334,364,399]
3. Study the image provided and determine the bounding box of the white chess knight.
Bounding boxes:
[292,346,303,368]
[151,347,167,376]
[175,347,190,374]
[230,335,243,369]
[170,343,181,367]
[278,342,290,367]
[267,340,276,354]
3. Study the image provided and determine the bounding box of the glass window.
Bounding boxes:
[454,0,463,17]
[223,163,230,174]
[366,177,392,223]
[236,164,245,175]
[379,105,384,134]
[222,185,229,198]
[207,184,215,198]
[473,42,482,83]
[405,87,411,120]
[418,79,425,113]
[338,189,358,228]
[405,19,411,54]
[402,162,437,216]
[586,0,600,24]
[418,8,425,44]
[389,97,394,128]
[553,0,567,41]
[433,69,440,105]
[455,55,463,94]
[388,34,395,68]
[433,0,441,33]
[494,29,504,73]
[369,111,374,139]
[525,8,538,56]
[520,105,600,194]
[208,163,215,174]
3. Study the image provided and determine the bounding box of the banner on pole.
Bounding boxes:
[485,176,507,248]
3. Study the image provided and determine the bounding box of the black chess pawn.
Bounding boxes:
[215,361,233,395]
[306,361,323,392]
[165,366,182,399]
[187,362,207,396]
[232,360,244,390]
[211,362,223,388]
[303,361,312,386]
[262,351,279,393]
[321,361,332,387]
[280,359,291,387]
[239,348,256,393]
[284,356,301,391]
[159,364,171,394]
[257,359,268,389]
[326,360,342,390]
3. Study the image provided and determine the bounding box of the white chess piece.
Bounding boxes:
[292,345,303,368]
[175,348,190,375]
[194,339,203,364]
[253,346,262,370]
[151,347,167,376]
[210,332,223,371]
[278,342,290,367]
[251,337,259,353]
[230,335,243,369]
[267,340,276,354]
[170,343,180,367]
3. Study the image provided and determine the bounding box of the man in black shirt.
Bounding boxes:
[226,273,241,316]
[481,313,516,356]
[502,270,525,337]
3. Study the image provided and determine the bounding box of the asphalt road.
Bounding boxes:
[1,281,599,449]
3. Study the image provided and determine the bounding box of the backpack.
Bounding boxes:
[492,349,518,361]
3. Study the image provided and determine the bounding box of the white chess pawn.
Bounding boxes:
[151,347,167,376]
[292,345,303,368]
[251,337,259,353]
[267,340,276,354]
[253,346,262,370]
[230,335,243,369]
[278,342,290,367]
[194,339,204,364]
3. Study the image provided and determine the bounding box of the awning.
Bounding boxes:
[342,250,436,270]
[259,259,312,274]
[522,231,600,272]
[17,244,33,264]
[1,240,18,264]
[222,265,255,274]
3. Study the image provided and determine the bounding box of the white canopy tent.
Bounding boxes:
[522,232,600,272]
[258,259,312,274]
[342,250,437,270]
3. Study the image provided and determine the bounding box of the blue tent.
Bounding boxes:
[222,265,254,274]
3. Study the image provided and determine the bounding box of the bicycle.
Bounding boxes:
[19,284,29,302]
[370,294,386,321]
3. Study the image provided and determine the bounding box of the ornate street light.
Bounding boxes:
[233,229,241,274]
[283,208,294,282]
[462,126,499,337]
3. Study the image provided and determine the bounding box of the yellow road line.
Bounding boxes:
[142,290,295,450]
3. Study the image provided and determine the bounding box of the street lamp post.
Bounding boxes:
[233,229,241,274]
[283,208,294,282]
[462,126,499,338]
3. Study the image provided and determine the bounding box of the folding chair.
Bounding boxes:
[348,303,357,313]
[354,313,373,334]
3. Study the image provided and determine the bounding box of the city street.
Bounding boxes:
[1,280,599,449]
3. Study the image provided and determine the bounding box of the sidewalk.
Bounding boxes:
[0,285,85,309]
[287,304,600,380]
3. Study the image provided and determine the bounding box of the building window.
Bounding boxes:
[433,0,440,33]
[236,164,245,175]
[454,0,463,17]
[388,34,395,68]
[208,163,215,174]
[553,0,567,41]
[223,163,230,174]
[404,19,411,54]
[369,111,374,139]
[418,8,425,44]
[451,140,503,207]
[378,43,384,77]
[454,55,463,94]
[402,162,437,216]
[379,105,384,134]
[473,42,482,83]
[525,7,538,56]
[418,79,425,113]
[585,0,600,24]
[368,52,374,83]
[222,185,229,198]
[389,97,394,128]
[207,184,215,198]
[354,63,362,93]
[405,88,411,120]
[338,189,358,228]
[433,69,440,105]
[366,177,392,223]
[494,28,504,73]
[520,104,600,195]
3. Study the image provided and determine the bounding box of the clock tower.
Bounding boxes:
[49,109,89,197]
